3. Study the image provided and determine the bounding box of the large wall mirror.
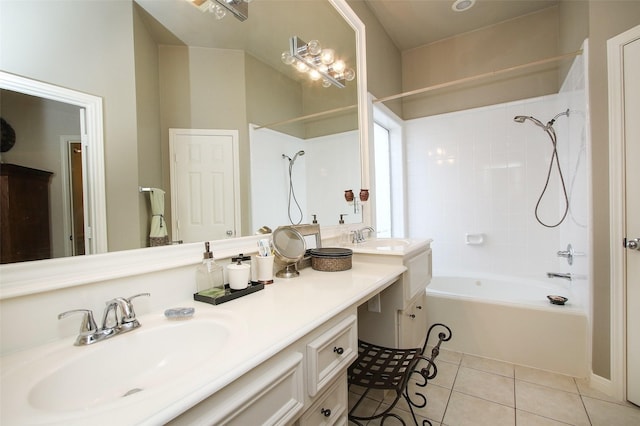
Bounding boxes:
[0,0,367,267]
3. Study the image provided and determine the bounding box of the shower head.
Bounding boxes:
[513,115,546,129]
[514,109,569,130]
[283,150,306,164]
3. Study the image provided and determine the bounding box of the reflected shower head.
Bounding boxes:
[283,150,306,164]
[513,115,546,129]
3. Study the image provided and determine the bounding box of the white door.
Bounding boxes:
[169,129,240,243]
[609,24,640,406]
[623,32,640,407]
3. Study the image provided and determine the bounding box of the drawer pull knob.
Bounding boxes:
[409,314,416,319]
[417,305,423,310]
[321,408,332,417]
[333,346,344,355]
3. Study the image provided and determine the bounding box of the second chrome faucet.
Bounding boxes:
[59,293,150,346]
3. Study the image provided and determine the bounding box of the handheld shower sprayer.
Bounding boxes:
[282,150,305,164]
[513,109,571,228]
[282,150,306,225]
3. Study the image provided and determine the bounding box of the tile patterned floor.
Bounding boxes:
[348,349,640,425]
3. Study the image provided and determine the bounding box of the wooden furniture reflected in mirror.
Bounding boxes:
[1,163,53,263]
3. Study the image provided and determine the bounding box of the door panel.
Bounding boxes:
[170,129,239,243]
[624,35,640,406]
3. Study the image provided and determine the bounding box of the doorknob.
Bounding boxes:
[625,238,640,251]
[226,230,233,236]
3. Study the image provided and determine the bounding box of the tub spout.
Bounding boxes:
[547,272,572,281]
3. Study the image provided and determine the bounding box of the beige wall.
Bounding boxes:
[586,0,640,379]
[245,53,305,139]
[0,0,142,253]
[346,0,403,117]
[401,6,561,119]
[157,45,250,235]
[134,5,163,247]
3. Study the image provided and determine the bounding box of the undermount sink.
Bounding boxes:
[1,309,243,424]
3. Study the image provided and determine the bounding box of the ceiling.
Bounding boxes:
[360,0,559,51]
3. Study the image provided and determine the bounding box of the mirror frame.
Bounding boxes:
[0,0,368,299]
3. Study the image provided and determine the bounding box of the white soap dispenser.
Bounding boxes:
[196,242,225,297]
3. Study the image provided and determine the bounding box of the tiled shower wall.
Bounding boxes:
[249,127,360,232]
[404,47,589,307]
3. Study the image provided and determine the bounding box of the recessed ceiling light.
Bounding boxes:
[452,0,476,12]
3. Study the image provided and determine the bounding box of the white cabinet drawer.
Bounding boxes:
[167,352,304,426]
[298,373,347,426]
[306,315,357,397]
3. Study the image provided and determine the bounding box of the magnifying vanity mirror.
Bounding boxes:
[272,226,306,278]
[0,0,368,270]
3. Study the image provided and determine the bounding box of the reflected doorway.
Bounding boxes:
[67,140,85,256]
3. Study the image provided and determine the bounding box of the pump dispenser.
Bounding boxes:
[338,214,349,246]
[196,242,225,297]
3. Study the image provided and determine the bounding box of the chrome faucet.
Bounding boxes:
[351,226,375,243]
[547,272,572,281]
[59,293,150,346]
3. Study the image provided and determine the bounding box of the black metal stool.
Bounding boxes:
[347,323,452,426]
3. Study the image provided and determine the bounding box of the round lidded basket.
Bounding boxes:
[310,248,353,272]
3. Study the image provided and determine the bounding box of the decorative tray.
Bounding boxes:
[194,281,264,305]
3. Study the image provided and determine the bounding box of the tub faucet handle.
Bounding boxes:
[557,244,574,265]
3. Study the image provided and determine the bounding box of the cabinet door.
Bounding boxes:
[398,293,427,348]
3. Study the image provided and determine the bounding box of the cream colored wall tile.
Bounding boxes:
[515,381,590,425]
[515,364,578,393]
[582,396,640,426]
[461,354,515,378]
[454,366,515,407]
[443,391,515,426]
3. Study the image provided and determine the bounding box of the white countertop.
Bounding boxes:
[346,238,432,257]
[0,260,406,426]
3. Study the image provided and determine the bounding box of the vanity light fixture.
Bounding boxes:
[281,36,355,88]
[190,0,250,21]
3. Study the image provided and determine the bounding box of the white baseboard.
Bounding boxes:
[589,372,615,398]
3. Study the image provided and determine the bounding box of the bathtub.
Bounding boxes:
[425,275,588,377]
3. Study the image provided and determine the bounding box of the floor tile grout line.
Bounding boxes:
[438,360,461,425]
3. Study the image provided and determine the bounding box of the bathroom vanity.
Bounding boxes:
[0,238,413,425]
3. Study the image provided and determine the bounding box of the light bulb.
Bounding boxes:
[307,40,322,56]
[317,64,328,73]
[320,48,335,65]
[281,52,294,65]
[333,59,345,73]
[213,4,226,19]
[309,69,322,80]
[296,61,309,73]
[344,68,355,81]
